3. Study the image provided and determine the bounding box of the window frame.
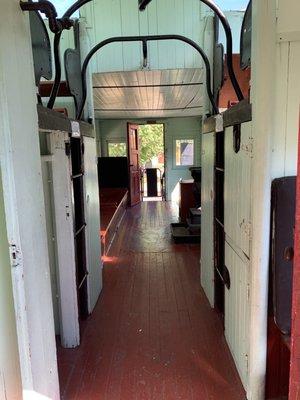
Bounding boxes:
[173,138,196,169]
[106,138,127,158]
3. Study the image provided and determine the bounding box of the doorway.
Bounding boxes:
[138,124,165,201]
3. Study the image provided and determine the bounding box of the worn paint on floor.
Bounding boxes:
[57,201,246,400]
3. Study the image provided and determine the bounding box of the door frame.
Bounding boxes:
[127,123,142,206]
[128,122,166,201]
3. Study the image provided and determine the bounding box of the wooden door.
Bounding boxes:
[127,123,141,206]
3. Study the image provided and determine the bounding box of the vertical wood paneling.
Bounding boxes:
[50,132,80,348]
[0,168,22,400]
[83,136,103,313]
[225,242,250,391]
[200,132,215,306]
[224,122,252,258]
[41,160,60,335]
[80,0,205,72]
[285,41,300,176]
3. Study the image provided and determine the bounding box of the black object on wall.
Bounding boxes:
[98,157,129,189]
[271,176,296,335]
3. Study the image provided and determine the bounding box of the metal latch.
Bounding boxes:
[9,244,22,268]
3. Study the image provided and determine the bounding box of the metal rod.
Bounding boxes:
[138,0,244,102]
[20,0,61,33]
[77,34,219,120]
[75,223,86,237]
[47,0,92,109]
[78,272,88,290]
[94,106,203,112]
[93,82,203,89]
[71,173,83,179]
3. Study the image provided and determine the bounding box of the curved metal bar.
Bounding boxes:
[139,0,244,102]
[77,34,219,120]
[47,0,92,109]
[20,0,62,33]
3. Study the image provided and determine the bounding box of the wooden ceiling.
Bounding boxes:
[93,68,204,119]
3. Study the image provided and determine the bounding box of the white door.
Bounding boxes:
[225,241,250,391]
[224,122,252,257]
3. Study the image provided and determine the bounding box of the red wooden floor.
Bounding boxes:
[57,201,246,400]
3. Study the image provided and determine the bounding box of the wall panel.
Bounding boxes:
[200,132,215,306]
[83,136,103,313]
[224,122,252,258]
[80,0,205,72]
[225,241,250,391]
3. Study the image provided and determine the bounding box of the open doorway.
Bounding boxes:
[138,124,165,201]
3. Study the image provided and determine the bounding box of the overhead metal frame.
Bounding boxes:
[139,0,244,102]
[23,0,245,117]
[76,34,219,120]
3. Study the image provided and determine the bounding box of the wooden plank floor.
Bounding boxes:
[57,201,246,400]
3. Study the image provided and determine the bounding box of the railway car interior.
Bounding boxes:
[0,0,300,400]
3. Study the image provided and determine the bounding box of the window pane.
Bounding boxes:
[175,139,194,166]
[108,142,127,157]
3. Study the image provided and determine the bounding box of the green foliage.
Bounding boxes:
[108,142,127,157]
[138,124,164,166]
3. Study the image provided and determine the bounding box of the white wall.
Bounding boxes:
[0,166,22,400]
[96,117,201,201]
[80,0,207,72]
[0,1,59,398]
[247,0,300,398]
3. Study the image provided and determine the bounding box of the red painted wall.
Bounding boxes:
[218,54,251,109]
[289,112,300,399]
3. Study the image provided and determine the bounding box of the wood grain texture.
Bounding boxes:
[57,202,245,400]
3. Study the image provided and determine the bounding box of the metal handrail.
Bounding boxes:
[77,34,219,120]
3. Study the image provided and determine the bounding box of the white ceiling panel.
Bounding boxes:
[93,68,205,119]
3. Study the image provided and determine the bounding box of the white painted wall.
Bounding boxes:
[200,2,300,398]
[0,167,22,400]
[200,132,215,307]
[223,122,253,392]
[0,2,59,398]
[80,0,206,72]
[96,117,201,201]
[247,1,300,399]
[224,123,252,258]
[49,132,80,348]
[41,158,60,335]
[83,136,103,313]
[225,241,250,391]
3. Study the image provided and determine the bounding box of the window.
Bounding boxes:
[175,139,194,166]
[107,141,127,157]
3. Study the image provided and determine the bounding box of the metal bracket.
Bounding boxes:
[20,1,73,33]
[64,20,83,116]
[142,40,148,68]
[223,265,231,290]
[233,124,241,153]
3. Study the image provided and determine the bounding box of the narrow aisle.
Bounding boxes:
[58,202,245,400]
